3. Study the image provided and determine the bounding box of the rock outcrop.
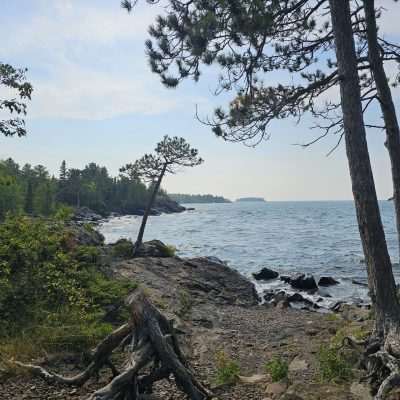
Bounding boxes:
[318,276,339,286]
[281,274,318,291]
[114,255,259,308]
[252,267,279,281]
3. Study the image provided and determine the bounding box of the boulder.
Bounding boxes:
[281,274,318,291]
[135,240,173,258]
[318,276,339,286]
[253,268,279,281]
[288,293,308,303]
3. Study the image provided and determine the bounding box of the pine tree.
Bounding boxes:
[24,180,34,215]
[121,136,203,254]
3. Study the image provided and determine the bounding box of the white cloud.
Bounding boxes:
[2,1,157,56]
[0,0,193,120]
[28,61,180,120]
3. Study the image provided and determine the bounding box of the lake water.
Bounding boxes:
[99,201,399,306]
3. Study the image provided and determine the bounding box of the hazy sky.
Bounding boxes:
[1,0,399,201]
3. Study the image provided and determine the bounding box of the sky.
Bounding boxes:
[0,0,399,201]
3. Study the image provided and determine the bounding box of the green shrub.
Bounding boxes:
[112,239,134,258]
[0,215,136,357]
[163,244,177,257]
[214,350,241,385]
[317,346,353,382]
[265,357,288,382]
[54,205,74,221]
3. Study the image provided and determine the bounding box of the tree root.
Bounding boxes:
[369,351,400,400]
[341,332,400,399]
[11,289,211,400]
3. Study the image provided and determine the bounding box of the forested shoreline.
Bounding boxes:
[0,158,182,218]
[169,193,231,204]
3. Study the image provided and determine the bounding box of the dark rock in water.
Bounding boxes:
[280,275,292,284]
[291,275,318,291]
[288,293,315,307]
[135,240,173,258]
[281,273,318,291]
[253,267,279,281]
[288,293,306,303]
[318,276,339,286]
[263,291,275,302]
[263,290,288,304]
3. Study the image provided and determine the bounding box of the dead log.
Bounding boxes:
[11,289,211,400]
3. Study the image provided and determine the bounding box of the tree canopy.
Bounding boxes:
[0,158,162,218]
[0,62,33,137]
[123,0,400,148]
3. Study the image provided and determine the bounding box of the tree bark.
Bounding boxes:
[329,0,400,338]
[364,0,400,260]
[134,163,167,255]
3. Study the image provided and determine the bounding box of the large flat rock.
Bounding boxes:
[114,256,259,307]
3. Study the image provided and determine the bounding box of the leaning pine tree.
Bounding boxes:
[121,135,203,255]
[123,0,400,395]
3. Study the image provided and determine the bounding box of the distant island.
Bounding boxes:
[236,197,266,202]
[169,193,232,204]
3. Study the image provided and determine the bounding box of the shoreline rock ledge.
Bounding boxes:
[114,252,260,308]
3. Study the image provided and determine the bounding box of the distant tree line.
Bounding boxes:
[169,193,231,204]
[0,158,164,218]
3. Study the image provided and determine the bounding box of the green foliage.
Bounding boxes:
[265,357,288,382]
[214,350,241,385]
[317,346,353,382]
[0,215,136,354]
[0,157,171,219]
[163,244,177,257]
[54,204,74,221]
[0,62,33,137]
[112,239,134,258]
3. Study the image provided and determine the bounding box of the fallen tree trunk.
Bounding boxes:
[12,290,211,400]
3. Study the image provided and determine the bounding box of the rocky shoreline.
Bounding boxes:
[72,197,188,223]
[0,237,375,400]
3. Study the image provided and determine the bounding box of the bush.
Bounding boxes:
[0,215,136,357]
[317,346,353,382]
[163,244,177,257]
[54,205,74,221]
[112,239,134,258]
[214,350,240,385]
[265,357,288,382]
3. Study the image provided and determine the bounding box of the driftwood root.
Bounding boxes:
[12,290,211,400]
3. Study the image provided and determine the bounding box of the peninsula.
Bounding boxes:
[236,197,266,202]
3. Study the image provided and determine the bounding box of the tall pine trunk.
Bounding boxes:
[329,0,400,338]
[134,163,167,255]
[364,0,400,261]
